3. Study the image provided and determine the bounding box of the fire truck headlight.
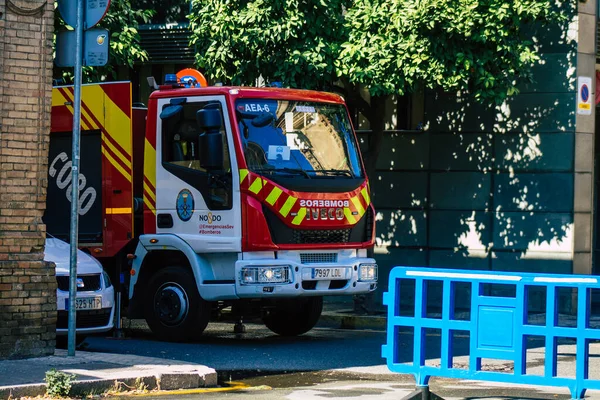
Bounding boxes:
[358,264,378,282]
[240,266,291,285]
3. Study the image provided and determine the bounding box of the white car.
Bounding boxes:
[44,236,115,337]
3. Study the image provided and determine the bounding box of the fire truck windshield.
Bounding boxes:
[236,99,363,179]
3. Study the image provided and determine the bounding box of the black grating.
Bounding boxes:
[293,229,350,244]
[302,281,318,290]
[56,274,101,292]
[301,280,349,290]
[138,23,194,63]
[300,253,338,264]
[329,280,349,290]
[57,308,111,329]
[365,206,374,238]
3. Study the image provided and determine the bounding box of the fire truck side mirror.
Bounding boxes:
[197,108,224,171]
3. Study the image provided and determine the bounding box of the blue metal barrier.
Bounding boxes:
[381,267,600,400]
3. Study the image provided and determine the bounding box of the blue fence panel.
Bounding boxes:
[381,267,600,400]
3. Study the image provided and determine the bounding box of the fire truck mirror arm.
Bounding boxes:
[251,112,274,128]
[160,104,183,120]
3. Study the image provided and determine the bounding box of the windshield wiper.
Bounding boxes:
[278,167,312,179]
[252,167,311,179]
[316,169,354,178]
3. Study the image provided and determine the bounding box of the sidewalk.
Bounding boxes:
[0,349,216,399]
[0,304,375,400]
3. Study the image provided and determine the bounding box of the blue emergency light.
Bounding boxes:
[164,74,178,85]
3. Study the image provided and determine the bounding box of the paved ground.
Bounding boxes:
[2,304,600,399]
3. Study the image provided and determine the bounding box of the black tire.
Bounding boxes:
[144,266,210,342]
[262,297,323,336]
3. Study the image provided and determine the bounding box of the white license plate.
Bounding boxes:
[65,297,102,311]
[311,268,346,280]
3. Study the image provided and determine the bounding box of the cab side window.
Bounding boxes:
[161,101,232,210]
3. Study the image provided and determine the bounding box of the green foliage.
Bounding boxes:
[339,0,562,103]
[44,368,75,397]
[189,0,562,103]
[54,0,155,83]
[189,0,350,90]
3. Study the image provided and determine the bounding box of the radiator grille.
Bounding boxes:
[300,253,338,264]
[57,308,111,329]
[293,229,350,244]
[56,274,101,292]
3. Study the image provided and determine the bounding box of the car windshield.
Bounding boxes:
[236,99,363,178]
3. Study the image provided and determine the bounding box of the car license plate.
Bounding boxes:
[65,297,102,311]
[311,268,346,280]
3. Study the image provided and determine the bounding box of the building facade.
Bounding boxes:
[364,1,597,310]
[0,0,56,358]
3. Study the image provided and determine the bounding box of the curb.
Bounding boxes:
[317,312,387,331]
[122,312,387,333]
[0,368,217,399]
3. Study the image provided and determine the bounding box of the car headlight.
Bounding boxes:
[240,266,291,285]
[102,270,112,288]
[358,264,377,282]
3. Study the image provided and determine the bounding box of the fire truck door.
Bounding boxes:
[154,95,241,253]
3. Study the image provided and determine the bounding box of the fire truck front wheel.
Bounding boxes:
[144,266,210,342]
[262,296,323,336]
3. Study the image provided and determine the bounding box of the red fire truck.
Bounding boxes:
[47,71,377,341]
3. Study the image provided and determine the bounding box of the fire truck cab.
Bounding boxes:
[47,73,377,342]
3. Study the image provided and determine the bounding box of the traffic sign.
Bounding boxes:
[58,0,111,30]
[55,29,110,67]
[577,76,592,116]
[84,29,110,66]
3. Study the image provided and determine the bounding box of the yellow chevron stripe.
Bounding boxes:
[240,169,249,183]
[249,177,264,194]
[58,89,95,131]
[106,207,132,215]
[280,196,297,217]
[144,139,156,195]
[102,135,130,171]
[266,187,283,205]
[103,87,132,156]
[361,187,371,206]
[76,93,99,131]
[344,207,357,224]
[143,182,156,203]
[292,207,306,225]
[143,196,156,214]
[82,84,132,156]
[52,89,68,107]
[102,146,132,182]
[351,196,365,217]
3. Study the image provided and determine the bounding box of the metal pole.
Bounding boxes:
[114,291,123,338]
[68,0,85,357]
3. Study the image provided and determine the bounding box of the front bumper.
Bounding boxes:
[56,286,115,335]
[234,257,377,298]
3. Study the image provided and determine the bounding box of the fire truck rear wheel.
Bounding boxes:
[144,266,209,342]
[262,296,323,336]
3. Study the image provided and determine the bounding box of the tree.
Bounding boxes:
[189,0,559,175]
[54,0,155,83]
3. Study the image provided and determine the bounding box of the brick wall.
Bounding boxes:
[0,0,56,359]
